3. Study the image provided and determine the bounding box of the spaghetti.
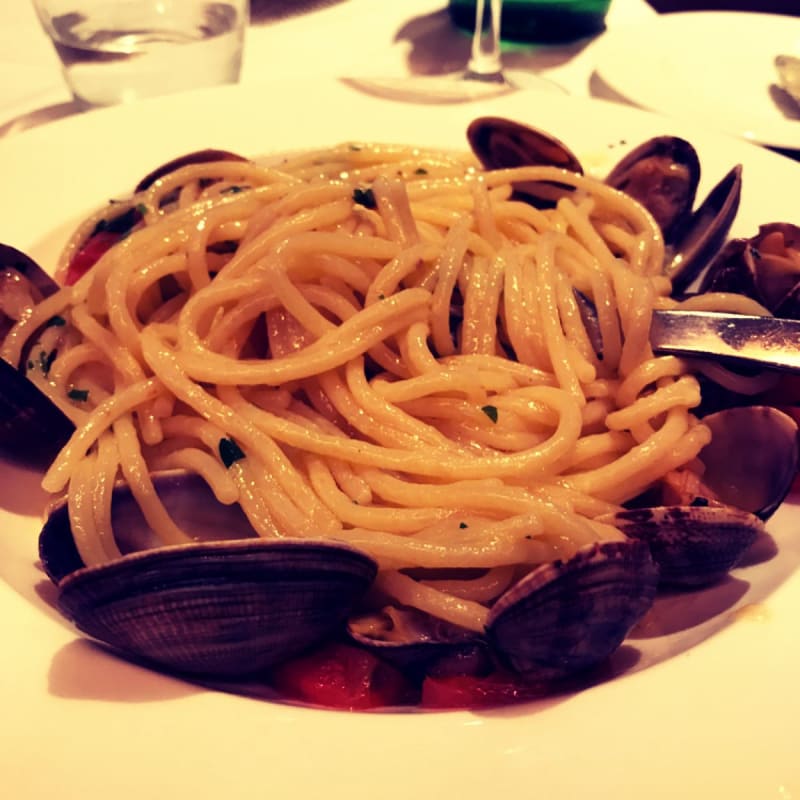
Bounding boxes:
[2,141,754,634]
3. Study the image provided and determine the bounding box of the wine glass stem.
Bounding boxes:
[466,0,505,83]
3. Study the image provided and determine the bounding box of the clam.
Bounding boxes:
[698,222,800,318]
[664,164,742,293]
[134,148,249,193]
[603,505,763,588]
[466,116,583,206]
[348,605,490,679]
[0,357,74,466]
[0,245,74,465]
[39,471,255,581]
[0,243,60,343]
[38,474,378,678]
[56,539,377,678]
[599,406,797,587]
[351,540,659,683]
[603,136,742,292]
[604,135,700,245]
[485,540,659,679]
[697,405,798,521]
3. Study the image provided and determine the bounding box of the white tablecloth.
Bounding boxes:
[0,0,658,137]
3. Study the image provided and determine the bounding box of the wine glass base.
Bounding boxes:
[341,72,564,105]
[501,69,566,95]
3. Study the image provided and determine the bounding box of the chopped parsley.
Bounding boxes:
[67,388,89,402]
[45,315,66,328]
[208,240,239,254]
[222,185,246,194]
[481,405,499,424]
[353,187,377,209]
[459,522,469,529]
[219,436,246,467]
[39,349,57,376]
[92,205,144,237]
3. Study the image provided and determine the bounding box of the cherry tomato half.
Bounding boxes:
[271,642,414,711]
[421,671,549,710]
[65,231,121,285]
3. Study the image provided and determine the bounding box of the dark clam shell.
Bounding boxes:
[56,538,378,678]
[0,244,74,465]
[605,136,700,245]
[665,164,742,294]
[698,405,798,521]
[466,116,583,206]
[134,148,249,193]
[0,357,74,467]
[0,243,60,345]
[38,470,377,678]
[699,222,800,317]
[604,406,795,587]
[485,540,658,680]
[606,505,762,588]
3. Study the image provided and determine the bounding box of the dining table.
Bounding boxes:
[0,0,793,141]
[2,2,800,800]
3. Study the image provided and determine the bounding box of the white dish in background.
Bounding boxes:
[1,78,800,800]
[592,11,800,149]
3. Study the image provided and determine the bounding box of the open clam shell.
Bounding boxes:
[0,243,60,345]
[698,222,800,317]
[485,540,658,680]
[0,243,75,465]
[39,471,256,581]
[38,470,378,678]
[602,406,796,587]
[665,164,742,293]
[134,148,249,193]
[466,116,583,206]
[55,538,378,678]
[605,135,700,245]
[347,606,490,679]
[0,357,74,466]
[698,405,798,521]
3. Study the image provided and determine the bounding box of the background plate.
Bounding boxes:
[1,78,799,800]
[593,11,800,148]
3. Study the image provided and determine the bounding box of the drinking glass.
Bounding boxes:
[32,0,249,109]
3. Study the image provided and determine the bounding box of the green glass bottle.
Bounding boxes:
[448,0,612,44]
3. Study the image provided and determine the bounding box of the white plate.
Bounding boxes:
[593,11,800,149]
[2,79,800,800]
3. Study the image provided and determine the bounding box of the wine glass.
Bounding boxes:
[463,0,563,93]
[463,0,509,86]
